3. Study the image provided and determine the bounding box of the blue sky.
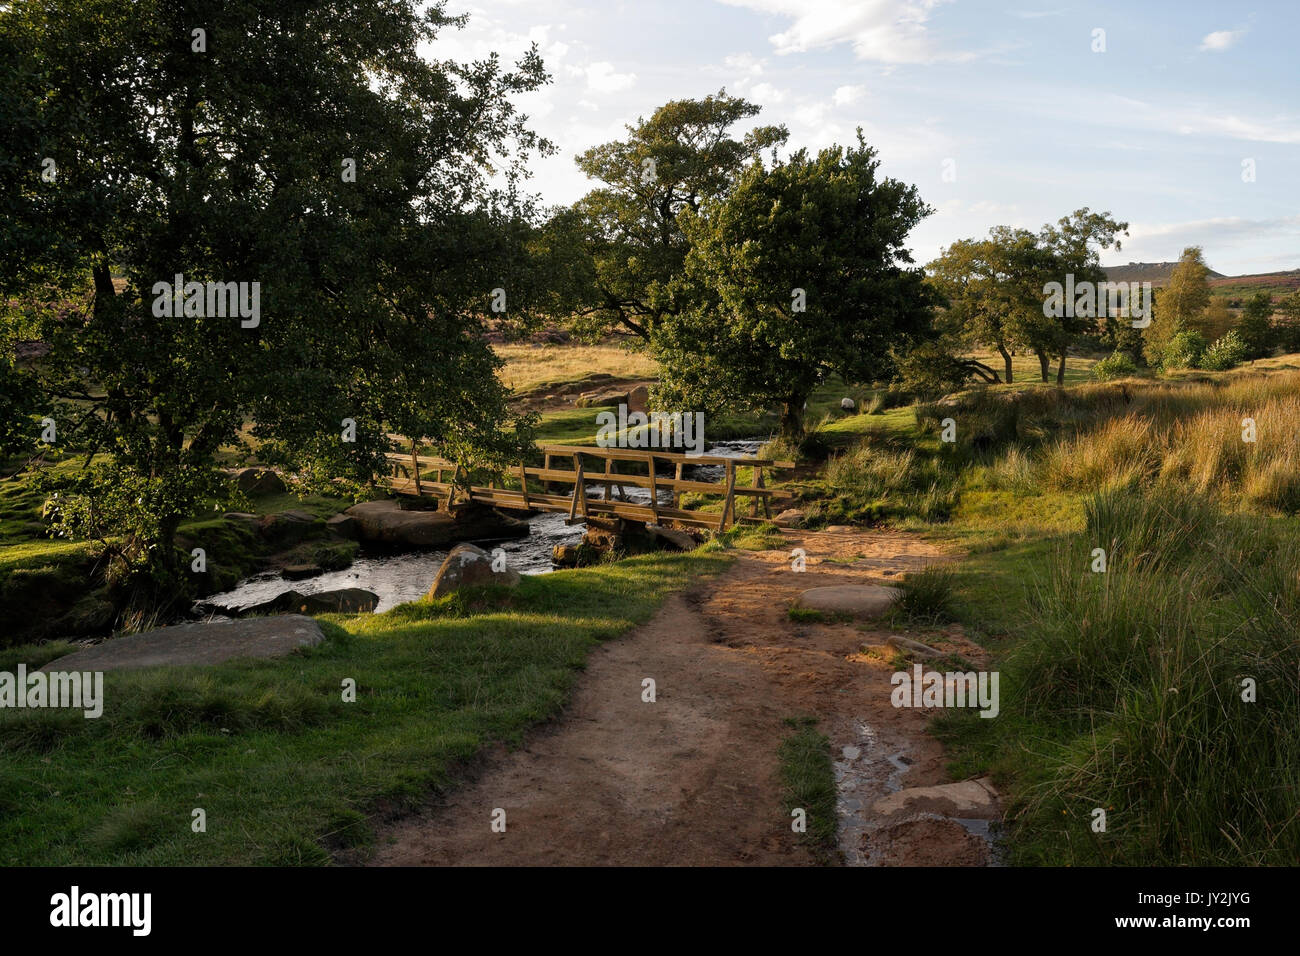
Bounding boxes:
[426,1,1299,275]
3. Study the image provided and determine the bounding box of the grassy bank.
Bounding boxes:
[0,547,730,865]
[936,490,1300,865]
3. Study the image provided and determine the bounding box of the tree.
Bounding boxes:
[651,135,937,440]
[931,209,1127,385]
[927,230,1043,384]
[1237,291,1275,359]
[1276,291,1300,353]
[564,91,787,343]
[0,0,549,604]
[1145,247,1211,363]
[1036,208,1129,384]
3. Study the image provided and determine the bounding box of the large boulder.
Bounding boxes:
[334,500,528,550]
[40,615,325,672]
[774,508,806,528]
[627,384,650,413]
[258,509,323,546]
[575,390,628,408]
[428,543,521,598]
[645,524,698,551]
[231,467,287,495]
[241,588,379,616]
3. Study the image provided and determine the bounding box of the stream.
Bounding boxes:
[197,439,765,618]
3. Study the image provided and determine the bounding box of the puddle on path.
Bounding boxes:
[832,720,998,866]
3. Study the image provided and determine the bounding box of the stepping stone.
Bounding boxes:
[39,616,325,672]
[872,777,1000,820]
[886,635,944,658]
[794,584,900,618]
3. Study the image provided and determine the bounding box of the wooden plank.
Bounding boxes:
[517,463,530,508]
[410,441,422,497]
[516,468,775,496]
[673,461,684,509]
[647,454,659,523]
[721,460,736,531]
[537,444,788,467]
[577,456,589,520]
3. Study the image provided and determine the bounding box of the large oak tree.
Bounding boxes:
[0,0,550,600]
[651,135,937,440]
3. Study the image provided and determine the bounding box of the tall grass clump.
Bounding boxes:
[1041,371,1300,513]
[822,441,960,523]
[1001,488,1300,865]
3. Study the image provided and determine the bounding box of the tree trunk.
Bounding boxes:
[779,393,808,444]
[1036,350,1050,382]
[998,343,1013,384]
[1056,353,1067,385]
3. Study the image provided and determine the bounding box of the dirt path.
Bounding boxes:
[368,527,996,866]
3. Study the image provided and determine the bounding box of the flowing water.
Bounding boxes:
[197,439,766,618]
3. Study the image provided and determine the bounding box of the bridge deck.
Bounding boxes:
[381,443,793,532]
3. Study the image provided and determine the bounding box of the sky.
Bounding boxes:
[423,0,1300,276]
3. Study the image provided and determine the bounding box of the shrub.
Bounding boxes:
[891,564,958,624]
[1092,350,1138,381]
[1161,329,1206,370]
[1199,329,1247,371]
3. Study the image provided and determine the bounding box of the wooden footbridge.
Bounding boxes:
[381,443,793,532]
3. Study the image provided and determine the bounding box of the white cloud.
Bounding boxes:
[749,81,788,103]
[584,61,638,93]
[716,0,970,65]
[833,84,867,105]
[1198,29,1245,52]
[723,52,766,75]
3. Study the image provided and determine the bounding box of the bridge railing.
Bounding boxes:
[381,442,794,531]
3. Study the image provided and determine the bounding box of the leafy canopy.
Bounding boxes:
[0,0,550,586]
[651,134,936,438]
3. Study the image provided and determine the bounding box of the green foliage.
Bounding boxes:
[1143,247,1211,363]
[928,209,1128,385]
[0,0,548,596]
[563,91,787,343]
[1161,329,1207,370]
[1236,291,1275,359]
[1091,350,1138,381]
[653,134,938,440]
[1198,329,1246,371]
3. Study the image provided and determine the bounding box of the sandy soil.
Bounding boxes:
[368,527,995,866]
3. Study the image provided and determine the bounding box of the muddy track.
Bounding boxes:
[368,528,996,866]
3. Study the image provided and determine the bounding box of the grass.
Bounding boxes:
[777,716,838,863]
[495,343,657,396]
[936,488,1300,865]
[889,565,958,625]
[0,546,731,865]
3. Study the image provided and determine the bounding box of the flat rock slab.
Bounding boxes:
[795,584,900,618]
[335,500,528,550]
[40,616,325,673]
[873,778,1000,820]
